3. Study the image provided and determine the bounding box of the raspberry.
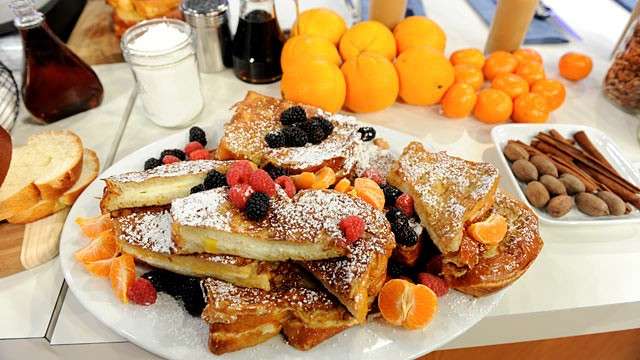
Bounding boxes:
[395,194,414,217]
[362,169,386,185]
[127,278,157,305]
[189,126,207,146]
[162,155,181,164]
[229,183,254,210]
[188,149,210,160]
[339,215,365,245]
[357,127,376,141]
[226,160,254,186]
[417,272,449,297]
[265,131,286,148]
[161,149,186,161]
[249,169,277,197]
[245,192,270,220]
[184,141,204,155]
[144,158,162,170]
[280,106,307,125]
[203,170,227,189]
[423,255,443,275]
[275,176,296,198]
[381,184,402,206]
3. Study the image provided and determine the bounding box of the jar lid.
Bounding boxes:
[181,0,229,26]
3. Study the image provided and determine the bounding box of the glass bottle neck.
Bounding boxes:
[239,0,277,20]
[10,0,45,29]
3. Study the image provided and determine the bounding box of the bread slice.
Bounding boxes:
[7,149,99,224]
[0,131,83,220]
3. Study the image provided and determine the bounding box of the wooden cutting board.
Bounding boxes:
[67,0,123,65]
[0,209,70,278]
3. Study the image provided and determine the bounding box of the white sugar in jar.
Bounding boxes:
[121,19,204,128]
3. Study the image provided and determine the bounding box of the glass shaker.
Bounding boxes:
[604,15,640,113]
[232,0,285,84]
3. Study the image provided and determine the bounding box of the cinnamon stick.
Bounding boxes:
[549,155,599,192]
[579,166,640,208]
[548,129,575,145]
[532,141,573,162]
[573,131,618,175]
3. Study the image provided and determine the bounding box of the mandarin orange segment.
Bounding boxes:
[76,214,113,240]
[74,231,117,263]
[468,214,508,245]
[403,284,438,330]
[334,178,351,192]
[514,60,545,85]
[378,279,412,326]
[109,254,136,303]
[513,48,543,65]
[216,141,236,160]
[354,177,385,209]
[491,73,529,99]
[84,258,114,277]
[450,48,485,69]
[292,172,316,189]
[378,279,438,330]
[312,167,337,189]
[483,51,518,81]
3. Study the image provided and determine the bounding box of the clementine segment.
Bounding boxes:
[514,60,545,85]
[281,35,342,71]
[334,178,351,193]
[354,177,385,209]
[341,52,399,113]
[491,73,529,99]
[513,48,543,65]
[378,279,438,330]
[84,258,114,277]
[450,48,485,69]
[441,83,477,119]
[558,52,592,81]
[76,214,112,239]
[292,8,347,45]
[292,172,316,189]
[473,88,513,124]
[74,231,117,263]
[339,21,396,61]
[531,79,566,111]
[453,64,484,90]
[404,284,438,330]
[395,46,455,106]
[483,51,518,81]
[393,16,446,53]
[468,214,508,245]
[109,254,136,304]
[281,59,346,113]
[312,167,337,189]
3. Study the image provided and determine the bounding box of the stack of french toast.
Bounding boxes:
[85,91,543,354]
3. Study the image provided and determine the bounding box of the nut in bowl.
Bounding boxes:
[492,124,640,226]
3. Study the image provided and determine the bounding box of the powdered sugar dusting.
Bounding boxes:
[107,160,229,183]
[171,189,233,231]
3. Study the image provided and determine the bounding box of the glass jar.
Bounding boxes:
[121,19,204,128]
[604,18,640,113]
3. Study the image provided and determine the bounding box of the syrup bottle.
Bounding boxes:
[10,0,104,124]
[232,0,284,84]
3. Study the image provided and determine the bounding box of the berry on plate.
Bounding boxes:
[184,141,204,155]
[275,176,296,198]
[226,160,255,186]
[188,149,210,160]
[162,155,181,165]
[245,192,270,221]
[229,183,254,210]
[249,169,277,197]
[417,272,449,297]
[339,215,365,244]
[189,126,207,146]
[395,193,414,217]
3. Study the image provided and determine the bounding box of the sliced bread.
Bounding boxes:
[7,148,100,224]
[0,130,83,220]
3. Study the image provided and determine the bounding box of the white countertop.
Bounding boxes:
[2,0,640,357]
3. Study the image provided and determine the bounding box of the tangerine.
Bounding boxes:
[491,73,529,99]
[512,93,550,123]
[292,8,347,45]
[468,214,508,245]
[473,88,513,124]
[558,52,593,81]
[378,279,438,330]
[513,48,543,64]
[483,51,518,81]
[281,35,342,71]
[453,64,484,90]
[450,48,485,69]
[531,79,566,111]
[515,60,545,85]
[441,83,477,119]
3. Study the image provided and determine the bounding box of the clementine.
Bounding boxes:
[483,51,518,81]
[531,79,566,111]
[473,88,513,124]
[441,83,477,119]
[491,73,529,99]
[558,52,593,81]
[512,93,549,123]
[450,48,485,69]
[513,48,543,64]
[453,64,484,90]
[514,60,545,85]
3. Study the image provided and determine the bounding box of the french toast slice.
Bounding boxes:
[100,160,232,213]
[201,264,358,354]
[443,189,543,296]
[113,208,276,290]
[387,142,499,254]
[217,91,393,177]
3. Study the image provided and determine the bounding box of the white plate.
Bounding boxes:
[60,123,503,359]
[491,124,640,226]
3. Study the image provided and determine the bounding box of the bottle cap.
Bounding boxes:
[180,0,229,27]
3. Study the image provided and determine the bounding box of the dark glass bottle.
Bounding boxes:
[11,1,103,124]
[232,0,284,84]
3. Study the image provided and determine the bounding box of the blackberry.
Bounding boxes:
[263,163,288,179]
[265,131,286,148]
[381,184,402,206]
[310,116,334,135]
[203,170,227,189]
[245,192,270,221]
[357,126,376,141]
[282,126,308,147]
[142,270,205,317]
[189,126,207,146]
[385,207,407,224]
[190,184,205,194]
[280,106,307,125]
[391,221,418,246]
[160,149,187,161]
[292,120,310,133]
[144,157,162,170]
[306,120,326,144]
[387,261,411,279]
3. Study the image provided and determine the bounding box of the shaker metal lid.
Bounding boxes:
[180,0,228,17]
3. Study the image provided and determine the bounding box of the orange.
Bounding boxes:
[378,279,438,330]
[74,231,117,263]
[341,52,399,113]
[292,172,316,190]
[512,93,549,123]
[453,64,484,90]
[468,214,508,245]
[441,83,477,119]
[514,60,545,85]
[354,177,385,209]
[339,21,396,62]
[483,51,518,81]
[513,48,543,64]
[281,59,346,113]
[450,48,485,69]
[84,258,114,277]
[395,46,455,105]
[312,167,337,189]
[558,52,592,81]
[393,16,446,53]
[473,88,513,124]
[292,8,347,45]
[334,178,351,192]
[76,214,112,239]
[491,73,529,99]
[281,35,342,72]
[531,79,566,111]
[109,254,136,303]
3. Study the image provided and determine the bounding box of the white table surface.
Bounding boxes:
[3,0,640,358]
